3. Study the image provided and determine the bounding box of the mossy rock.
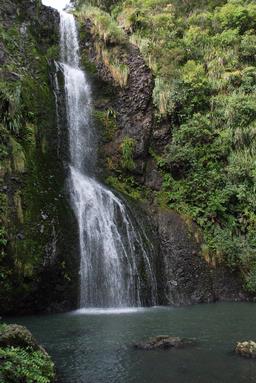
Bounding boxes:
[0,324,46,354]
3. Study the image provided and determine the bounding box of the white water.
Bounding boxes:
[71,307,150,315]
[42,0,70,11]
[56,10,156,308]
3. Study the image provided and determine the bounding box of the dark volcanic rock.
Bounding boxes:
[115,44,154,160]
[153,208,246,305]
[144,158,163,191]
[134,335,197,350]
[155,209,214,304]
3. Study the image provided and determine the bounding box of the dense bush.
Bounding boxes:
[0,346,55,383]
[120,136,136,170]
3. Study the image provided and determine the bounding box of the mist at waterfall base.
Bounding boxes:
[56,10,156,308]
[8,303,256,383]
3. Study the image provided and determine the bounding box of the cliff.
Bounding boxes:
[0,0,79,314]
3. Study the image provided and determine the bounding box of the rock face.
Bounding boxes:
[153,209,246,305]
[81,23,154,180]
[235,341,256,358]
[134,335,197,350]
[115,44,154,165]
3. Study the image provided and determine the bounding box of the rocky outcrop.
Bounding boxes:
[0,324,46,353]
[80,23,154,180]
[134,335,197,350]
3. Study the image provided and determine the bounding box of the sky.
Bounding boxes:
[42,0,71,11]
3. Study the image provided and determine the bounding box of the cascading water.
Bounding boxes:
[57,9,156,308]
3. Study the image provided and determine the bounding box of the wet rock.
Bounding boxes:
[150,208,246,305]
[144,159,163,191]
[134,335,197,350]
[153,209,214,305]
[235,341,256,358]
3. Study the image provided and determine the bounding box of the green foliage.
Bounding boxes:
[76,6,126,44]
[46,45,59,61]
[0,323,7,332]
[217,0,256,33]
[76,0,120,11]
[106,175,143,200]
[94,108,117,141]
[0,81,23,135]
[245,265,256,293]
[120,136,136,170]
[152,77,171,116]
[0,347,55,383]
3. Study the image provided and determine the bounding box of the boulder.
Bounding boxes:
[0,324,46,354]
[235,341,256,358]
[134,335,197,350]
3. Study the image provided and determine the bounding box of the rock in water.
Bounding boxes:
[134,335,197,350]
[235,341,256,358]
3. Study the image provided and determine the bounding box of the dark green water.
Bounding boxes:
[6,303,256,383]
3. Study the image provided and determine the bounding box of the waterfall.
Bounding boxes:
[58,10,156,308]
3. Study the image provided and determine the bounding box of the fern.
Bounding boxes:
[0,346,55,383]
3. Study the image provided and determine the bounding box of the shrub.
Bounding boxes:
[120,136,136,170]
[217,0,256,33]
[153,77,171,116]
[0,346,55,383]
[76,6,127,44]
